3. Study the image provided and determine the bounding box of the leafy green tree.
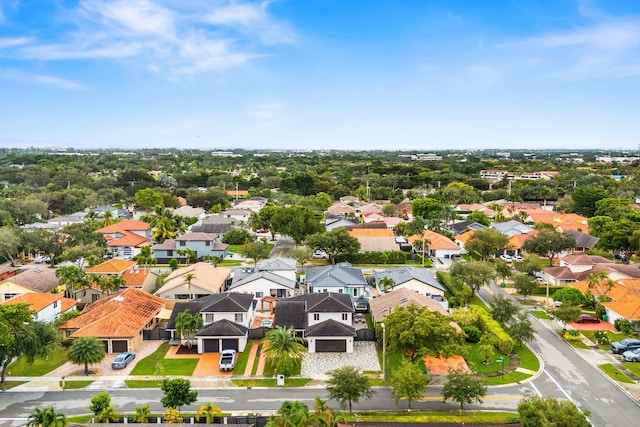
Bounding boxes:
[571,186,608,217]
[288,246,313,267]
[175,310,203,345]
[95,405,119,424]
[441,368,487,413]
[377,276,396,293]
[494,260,512,284]
[514,253,542,276]
[272,206,323,244]
[508,311,535,347]
[464,228,509,260]
[313,397,336,427]
[266,400,321,427]
[55,265,89,298]
[261,326,307,377]
[517,395,590,427]
[467,210,491,226]
[594,197,632,221]
[305,228,361,264]
[383,305,465,361]
[241,241,272,267]
[68,337,106,376]
[27,407,67,427]
[489,294,519,325]
[389,360,430,411]
[134,188,164,210]
[1,303,60,384]
[134,246,157,269]
[89,391,113,417]
[450,260,496,298]
[441,182,481,204]
[196,402,223,423]
[512,274,539,301]
[411,197,445,221]
[552,305,582,331]
[552,287,586,306]
[163,408,183,424]
[522,229,576,266]
[249,205,282,241]
[0,226,21,266]
[326,366,375,413]
[477,333,497,365]
[222,229,254,245]
[161,378,198,413]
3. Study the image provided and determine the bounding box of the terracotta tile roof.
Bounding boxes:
[105,229,150,248]
[178,196,187,206]
[604,300,640,321]
[122,269,154,287]
[455,230,476,244]
[96,219,150,233]
[86,259,136,274]
[60,297,78,312]
[2,293,63,312]
[226,189,249,197]
[349,228,394,237]
[560,254,611,266]
[507,231,538,249]
[408,230,460,250]
[61,287,165,338]
[327,203,356,214]
[528,212,589,233]
[543,266,577,279]
[369,288,449,323]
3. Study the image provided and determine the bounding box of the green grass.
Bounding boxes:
[234,342,254,375]
[262,359,301,377]
[129,343,198,376]
[353,411,519,424]
[464,343,509,375]
[568,340,590,349]
[0,381,27,390]
[483,370,532,385]
[582,330,629,350]
[232,378,311,387]
[251,344,261,375]
[532,310,552,319]
[66,416,92,424]
[471,295,490,312]
[514,344,540,371]
[599,363,635,383]
[622,362,640,378]
[7,347,68,376]
[64,380,94,389]
[125,379,164,388]
[218,260,244,267]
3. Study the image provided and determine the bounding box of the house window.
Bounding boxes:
[235,313,243,323]
[313,313,320,321]
[275,289,287,298]
[175,294,190,300]
[256,292,264,298]
[53,300,58,309]
[4,293,18,300]
[342,313,348,321]
[205,313,214,323]
[179,241,186,247]
[338,289,343,294]
[205,241,211,246]
[167,250,173,257]
[92,294,99,302]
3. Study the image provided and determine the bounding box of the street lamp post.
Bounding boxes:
[381,323,386,381]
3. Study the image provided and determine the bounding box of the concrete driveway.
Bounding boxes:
[301,341,380,378]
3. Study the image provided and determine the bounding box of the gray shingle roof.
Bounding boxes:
[200,292,254,313]
[165,302,204,330]
[229,270,296,290]
[287,292,354,313]
[491,220,534,237]
[565,230,599,249]
[273,301,307,329]
[258,257,297,271]
[373,267,444,292]
[305,263,367,288]
[306,319,356,337]
[196,318,248,337]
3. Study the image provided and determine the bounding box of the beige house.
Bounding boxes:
[155,263,231,300]
[0,267,59,303]
[369,288,450,324]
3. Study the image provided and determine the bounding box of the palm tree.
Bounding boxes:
[108,275,125,294]
[133,404,151,423]
[152,216,177,243]
[95,406,119,424]
[261,326,307,376]
[55,265,88,298]
[313,397,336,427]
[100,209,116,227]
[196,402,223,423]
[68,336,106,376]
[28,407,67,427]
[175,310,203,347]
[377,276,395,293]
[184,273,195,297]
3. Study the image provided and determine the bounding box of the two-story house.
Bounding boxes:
[154,263,232,300]
[152,232,229,264]
[2,293,77,323]
[305,263,368,298]
[274,292,356,353]
[95,219,152,260]
[228,257,298,301]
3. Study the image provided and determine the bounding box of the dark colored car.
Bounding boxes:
[612,338,640,354]
[111,352,135,369]
[576,314,600,324]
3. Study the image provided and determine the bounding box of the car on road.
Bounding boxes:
[623,348,640,362]
[312,250,328,259]
[499,254,512,262]
[612,338,640,354]
[111,352,135,369]
[34,255,51,264]
[219,349,237,371]
[576,314,600,323]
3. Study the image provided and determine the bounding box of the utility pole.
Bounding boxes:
[381,323,386,381]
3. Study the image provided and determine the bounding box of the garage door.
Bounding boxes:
[112,340,128,353]
[222,339,239,351]
[203,339,219,353]
[100,340,109,353]
[315,339,346,352]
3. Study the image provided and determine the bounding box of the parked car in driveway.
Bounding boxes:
[111,352,135,369]
[612,338,640,354]
[623,348,640,362]
[219,349,237,371]
[576,314,600,323]
[499,254,512,262]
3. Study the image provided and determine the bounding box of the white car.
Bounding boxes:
[499,254,512,262]
[313,250,328,259]
[512,255,523,262]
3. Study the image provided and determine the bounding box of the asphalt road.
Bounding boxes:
[269,236,295,258]
[479,282,640,427]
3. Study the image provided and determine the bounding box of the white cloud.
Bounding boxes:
[0,69,84,89]
[245,102,286,126]
[0,0,295,78]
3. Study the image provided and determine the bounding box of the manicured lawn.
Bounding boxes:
[232,378,311,387]
[471,295,490,312]
[599,363,635,383]
[218,260,244,267]
[125,379,164,388]
[483,370,532,385]
[64,380,94,389]
[622,361,640,377]
[568,340,590,349]
[532,310,552,319]
[352,411,519,424]
[0,381,26,390]
[514,344,540,371]
[465,343,509,375]
[7,347,68,376]
[129,343,198,376]
[234,342,254,375]
[582,330,628,350]
[262,359,301,377]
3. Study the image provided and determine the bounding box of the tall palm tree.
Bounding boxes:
[196,402,223,423]
[100,210,116,227]
[152,216,177,243]
[68,336,106,376]
[175,310,203,347]
[28,407,67,427]
[55,265,88,298]
[261,326,307,376]
[108,275,126,294]
[95,405,119,424]
[377,276,395,293]
[133,404,151,423]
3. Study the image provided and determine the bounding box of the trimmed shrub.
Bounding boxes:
[436,271,471,308]
[615,318,633,334]
[471,306,514,355]
[594,331,610,345]
[461,325,483,343]
[338,251,407,265]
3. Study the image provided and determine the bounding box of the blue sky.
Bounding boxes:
[1,0,639,151]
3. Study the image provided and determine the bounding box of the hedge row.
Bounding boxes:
[529,286,563,296]
[436,271,470,308]
[471,306,514,355]
[338,251,407,264]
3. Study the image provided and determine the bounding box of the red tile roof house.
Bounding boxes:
[95,219,152,260]
[60,287,166,353]
[2,293,77,323]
